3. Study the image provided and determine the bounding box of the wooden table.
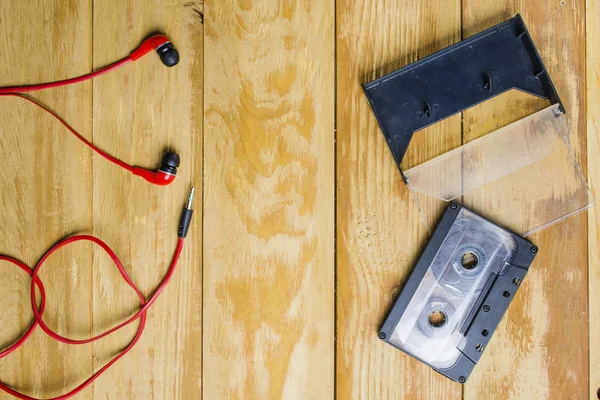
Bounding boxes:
[0,1,597,399]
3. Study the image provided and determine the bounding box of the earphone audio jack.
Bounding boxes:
[178,186,195,238]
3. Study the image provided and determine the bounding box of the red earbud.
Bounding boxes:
[130,34,180,67]
[132,151,180,186]
[0,36,182,188]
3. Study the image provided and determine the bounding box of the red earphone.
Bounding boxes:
[132,152,180,186]
[130,34,180,66]
[0,34,181,186]
[0,33,194,400]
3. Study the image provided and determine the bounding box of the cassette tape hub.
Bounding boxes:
[378,204,537,382]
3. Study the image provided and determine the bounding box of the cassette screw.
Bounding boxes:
[378,332,386,340]
[530,245,538,253]
[483,305,491,312]
[450,203,458,209]
[459,376,466,383]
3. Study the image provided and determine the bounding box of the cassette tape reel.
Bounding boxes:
[378,204,538,382]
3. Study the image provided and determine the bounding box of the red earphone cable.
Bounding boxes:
[0,93,134,172]
[0,36,189,399]
[0,258,46,360]
[32,235,182,344]
[0,236,184,400]
[0,58,132,95]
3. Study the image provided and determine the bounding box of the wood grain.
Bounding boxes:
[335,1,463,399]
[461,3,589,399]
[90,0,203,398]
[0,0,597,399]
[587,0,600,397]
[0,1,94,398]
[203,1,335,399]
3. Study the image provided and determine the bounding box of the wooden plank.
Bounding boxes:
[587,0,600,397]
[91,0,203,398]
[461,4,589,399]
[203,1,334,398]
[0,1,94,399]
[335,1,463,398]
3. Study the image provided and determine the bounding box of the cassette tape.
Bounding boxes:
[378,204,538,383]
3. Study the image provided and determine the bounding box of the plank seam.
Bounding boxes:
[334,0,338,398]
[90,0,96,398]
[201,4,205,399]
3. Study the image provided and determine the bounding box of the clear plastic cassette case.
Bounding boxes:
[405,105,594,236]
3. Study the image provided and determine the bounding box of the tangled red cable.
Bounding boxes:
[0,37,193,399]
[0,237,184,400]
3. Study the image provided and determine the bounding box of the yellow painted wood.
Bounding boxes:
[203,1,335,399]
[0,1,94,398]
[335,1,463,399]
[0,0,596,399]
[461,3,589,399]
[0,0,202,399]
[587,0,600,398]
[90,0,203,398]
